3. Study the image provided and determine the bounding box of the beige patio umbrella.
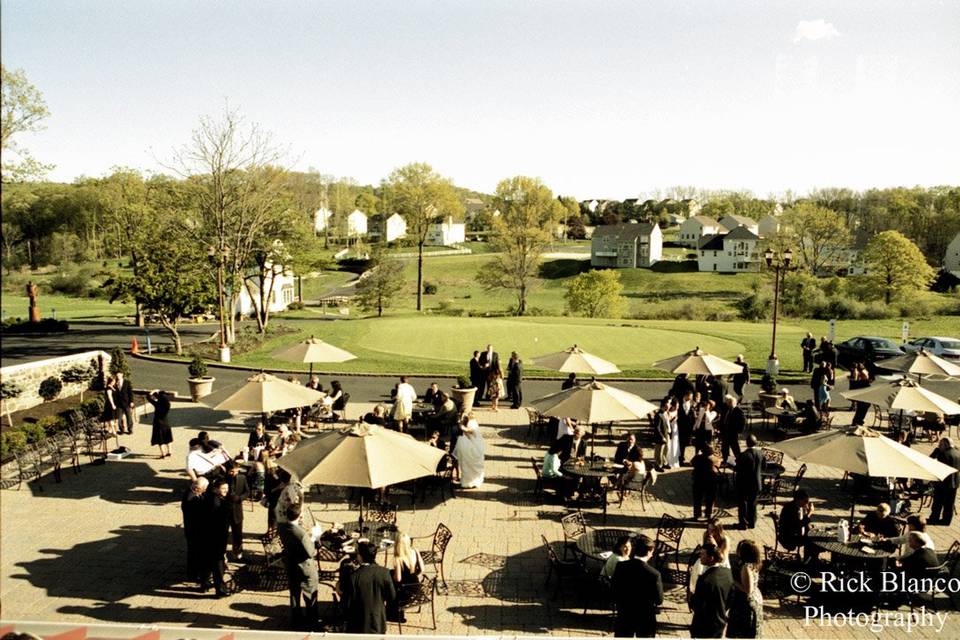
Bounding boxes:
[653,347,743,376]
[278,423,446,529]
[211,372,326,412]
[877,349,960,382]
[531,344,621,375]
[775,426,958,481]
[272,336,357,376]
[841,379,960,416]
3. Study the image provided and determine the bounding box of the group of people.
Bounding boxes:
[469,345,524,410]
[100,370,174,458]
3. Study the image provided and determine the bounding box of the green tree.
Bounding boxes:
[564,269,626,318]
[860,230,936,304]
[780,203,850,274]
[355,250,405,317]
[477,176,563,315]
[354,191,378,214]
[1,65,53,182]
[383,163,462,311]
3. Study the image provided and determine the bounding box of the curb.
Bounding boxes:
[130,352,814,384]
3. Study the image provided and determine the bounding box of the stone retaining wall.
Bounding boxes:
[0,350,112,414]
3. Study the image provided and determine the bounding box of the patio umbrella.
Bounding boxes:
[877,349,960,383]
[531,344,621,375]
[211,372,326,413]
[272,336,357,376]
[530,381,657,456]
[653,347,743,376]
[278,423,445,529]
[841,379,960,416]
[775,426,957,481]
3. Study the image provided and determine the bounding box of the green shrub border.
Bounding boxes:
[0,396,104,461]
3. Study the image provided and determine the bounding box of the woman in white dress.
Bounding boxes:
[666,398,681,469]
[453,412,485,488]
[392,375,417,432]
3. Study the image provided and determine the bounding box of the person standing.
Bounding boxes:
[181,477,209,590]
[720,396,745,464]
[666,398,681,469]
[732,355,750,400]
[343,541,396,634]
[101,376,118,437]
[453,412,485,488]
[689,543,734,638]
[726,540,764,638]
[203,478,232,597]
[223,460,250,560]
[850,363,872,426]
[612,534,663,638]
[653,399,670,472]
[801,332,816,373]
[506,351,523,409]
[677,391,696,466]
[469,351,484,406]
[487,365,504,412]
[930,438,960,525]
[692,445,721,521]
[561,373,579,390]
[147,389,173,459]
[277,503,322,630]
[114,371,135,435]
[392,376,417,432]
[735,435,764,530]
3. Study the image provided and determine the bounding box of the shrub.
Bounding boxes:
[818,296,864,320]
[38,376,63,402]
[423,282,438,295]
[188,353,208,379]
[20,422,47,444]
[455,375,473,389]
[60,363,96,386]
[36,415,66,437]
[48,267,97,297]
[1,380,23,401]
[109,347,130,376]
[79,396,105,418]
[286,301,305,311]
[1,431,28,459]
[760,374,777,393]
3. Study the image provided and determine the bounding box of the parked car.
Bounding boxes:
[902,336,960,361]
[836,336,905,371]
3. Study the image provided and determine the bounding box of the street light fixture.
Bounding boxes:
[765,248,792,374]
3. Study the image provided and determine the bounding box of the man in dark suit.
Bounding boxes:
[930,437,960,525]
[677,391,696,465]
[181,477,210,590]
[553,425,587,463]
[899,532,940,576]
[612,534,663,637]
[343,541,396,634]
[735,434,764,529]
[277,504,321,630]
[506,351,523,409]
[469,351,484,406]
[780,490,814,555]
[709,376,728,408]
[692,445,721,521]
[561,373,579,390]
[801,332,817,372]
[478,343,500,373]
[669,373,695,401]
[223,460,250,560]
[115,371,135,434]
[689,543,734,638]
[202,478,232,597]
[719,395,745,463]
[732,355,750,399]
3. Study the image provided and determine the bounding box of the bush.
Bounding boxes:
[48,265,100,297]
[1,380,23,401]
[60,363,96,386]
[760,374,777,393]
[455,375,473,390]
[423,282,438,295]
[0,318,69,333]
[20,422,47,444]
[109,347,130,376]
[1,431,28,459]
[38,376,63,402]
[79,396,105,418]
[36,415,66,437]
[818,296,864,320]
[286,301,305,311]
[188,353,208,379]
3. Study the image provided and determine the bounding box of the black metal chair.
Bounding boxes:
[413,523,453,593]
[617,471,653,511]
[560,510,588,559]
[542,534,586,600]
[395,575,437,633]
[653,514,685,573]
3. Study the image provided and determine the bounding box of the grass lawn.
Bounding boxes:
[1,293,134,321]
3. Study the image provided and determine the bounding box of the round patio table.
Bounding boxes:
[317,519,390,556]
[808,536,896,564]
[561,459,622,479]
[576,527,639,561]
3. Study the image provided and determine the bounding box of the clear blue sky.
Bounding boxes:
[3,0,958,198]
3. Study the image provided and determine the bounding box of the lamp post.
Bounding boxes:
[764,247,792,375]
[207,246,231,363]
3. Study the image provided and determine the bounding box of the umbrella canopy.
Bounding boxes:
[841,379,960,415]
[272,336,357,370]
[531,345,620,375]
[774,426,957,481]
[211,372,326,413]
[530,381,657,423]
[277,423,446,488]
[878,350,960,379]
[653,347,743,376]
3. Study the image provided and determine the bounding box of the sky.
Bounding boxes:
[2,0,959,199]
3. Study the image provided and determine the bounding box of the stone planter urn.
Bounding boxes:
[450,376,477,412]
[187,377,215,402]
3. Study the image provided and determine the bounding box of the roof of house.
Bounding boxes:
[592,222,657,242]
[724,226,760,241]
[685,215,721,227]
[699,234,725,251]
[719,214,757,227]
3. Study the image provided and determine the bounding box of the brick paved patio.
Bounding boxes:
[2,401,958,638]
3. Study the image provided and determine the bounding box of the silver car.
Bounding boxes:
[902,336,960,361]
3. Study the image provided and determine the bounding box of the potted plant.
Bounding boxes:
[758,373,780,408]
[450,375,476,412]
[187,353,215,402]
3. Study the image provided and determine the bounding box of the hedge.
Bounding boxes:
[0,396,104,461]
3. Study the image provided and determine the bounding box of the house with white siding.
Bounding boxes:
[426,216,466,246]
[697,226,761,273]
[678,216,724,248]
[346,209,368,237]
[758,214,781,238]
[590,222,663,268]
[313,207,334,233]
[945,232,960,275]
[238,266,296,316]
[369,213,407,243]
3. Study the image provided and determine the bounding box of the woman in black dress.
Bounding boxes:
[101,377,118,436]
[147,389,173,458]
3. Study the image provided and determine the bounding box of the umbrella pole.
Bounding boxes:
[309,362,314,378]
[590,423,596,458]
[358,494,364,533]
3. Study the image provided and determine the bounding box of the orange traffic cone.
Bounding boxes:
[131,337,140,354]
